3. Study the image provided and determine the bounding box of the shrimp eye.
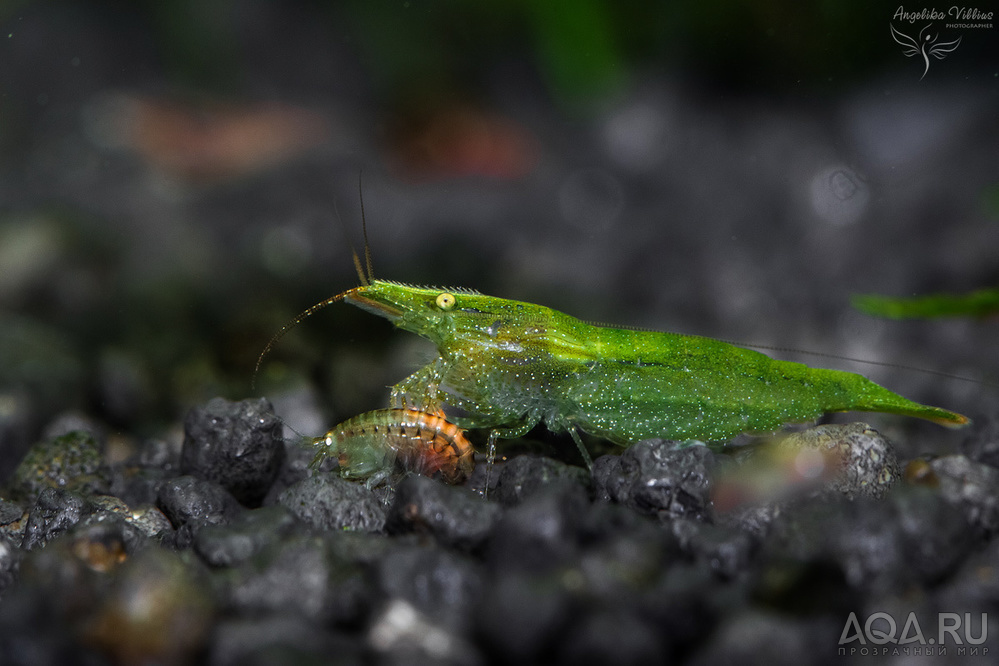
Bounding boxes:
[435,292,456,310]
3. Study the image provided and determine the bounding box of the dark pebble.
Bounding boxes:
[23,496,154,570]
[0,498,28,543]
[109,438,183,508]
[687,611,834,666]
[225,533,370,625]
[556,608,666,666]
[8,430,110,501]
[475,570,573,662]
[779,497,908,591]
[209,617,364,666]
[715,503,779,538]
[493,454,591,505]
[157,475,243,529]
[872,487,975,584]
[375,544,483,632]
[326,529,414,567]
[799,423,900,500]
[20,487,91,550]
[0,581,101,666]
[368,598,484,665]
[961,412,999,468]
[485,485,589,573]
[386,474,502,552]
[124,503,173,539]
[763,422,900,501]
[728,422,901,502]
[479,504,682,662]
[83,547,214,665]
[182,397,285,507]
[81,526,141,574]
[935,537,999,616]
[77,497,157,561]
[577,503,680,596]
[195,504,297,567]
[278,473,386,532]
[767,487,974,592]
[157,475,243,549]
[111,466,172,509]
[750,557,858,618]
[0,498,25,525]
[928,454,999,537]
[593,440,716,522]
[671,517,757,579]
[636,561,733,655]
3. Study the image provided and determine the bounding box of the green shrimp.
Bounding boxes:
[258,268,969,468]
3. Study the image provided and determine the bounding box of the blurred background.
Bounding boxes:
[1,0,997,476]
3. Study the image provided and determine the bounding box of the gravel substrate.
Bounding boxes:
[2,396,998,665]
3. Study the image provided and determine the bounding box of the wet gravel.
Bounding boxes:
[2,397,999,665]
[2,3,997,664]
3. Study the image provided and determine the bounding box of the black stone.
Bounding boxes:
[157,475,242,530]
[930,454,999,538]
[493,454,591,505]
[9,430,110,501]
[194,504,297,567]
[386,475,501,552]
[594,440,716,522]
[209,617,364,666]
[225,533,370,626]
[278,474,386,533]
[0,498,27,544]
[556,608,666,666]
[486,485,589,573]
[636,562,732,655]
[961,411,999,468]
[766,487,974,592]
[375,544,482,632]
[20,487,90,550]
[671,517,757,579]
[687,612,833,666]
[475,570,573,662]
[182,397,284,507]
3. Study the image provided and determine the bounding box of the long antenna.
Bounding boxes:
[334,196,369,287]
[255,173,377,389]
[359,172,374,284]
[252,289,358,389]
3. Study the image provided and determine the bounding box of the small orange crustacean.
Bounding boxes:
[312,408,475,486]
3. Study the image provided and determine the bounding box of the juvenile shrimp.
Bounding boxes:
[312,408,475,485]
